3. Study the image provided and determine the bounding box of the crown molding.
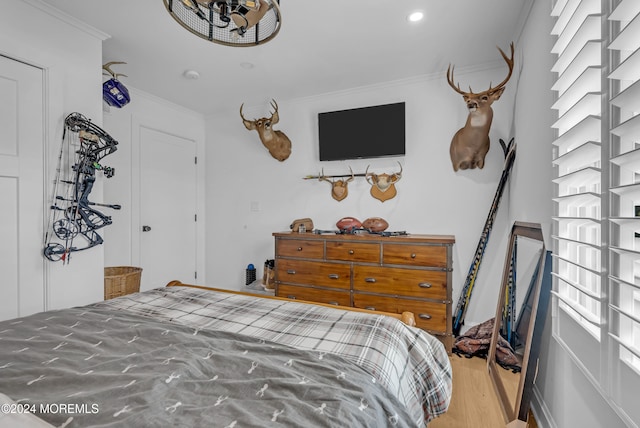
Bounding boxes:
[287,59,509,107]
[124,87,206,120]
[22,0,110,41]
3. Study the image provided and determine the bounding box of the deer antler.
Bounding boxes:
[102,61,127,80]
[390,162,403,183]
[365,165,375,185]
[270,99,280,125]
[346,166,355,182]
[487,42,515,94]
[446,65,467,96]
[446,42,515,97]
[318,169,333,183]
[239,103,256,130]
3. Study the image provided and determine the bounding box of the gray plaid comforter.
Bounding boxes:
[0,286,451,427]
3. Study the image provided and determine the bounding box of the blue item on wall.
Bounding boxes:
[103,78,130,108]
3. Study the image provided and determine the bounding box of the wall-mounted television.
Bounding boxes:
[318,102,405,161]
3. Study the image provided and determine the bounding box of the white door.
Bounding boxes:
[0,55,45,321]
[139,127,197,290]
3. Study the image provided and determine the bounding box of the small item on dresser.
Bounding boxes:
[290,218,313,233]
[246,263,257,285]
[262,259,276,290]
[336,216,362,232]
[362,217,389,233]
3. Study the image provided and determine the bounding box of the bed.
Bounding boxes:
[0,282,452,427]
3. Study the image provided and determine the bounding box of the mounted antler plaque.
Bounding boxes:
[365,162,403,202]
[447,43,514,172]
[319,167,355,201]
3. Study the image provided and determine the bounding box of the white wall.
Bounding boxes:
[1,0,107,309]
[204,66,517,328]
[103,88,207,283]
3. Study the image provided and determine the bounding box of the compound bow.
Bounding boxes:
[44,112,120,263]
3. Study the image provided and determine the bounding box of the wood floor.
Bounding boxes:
[430,355,510,428]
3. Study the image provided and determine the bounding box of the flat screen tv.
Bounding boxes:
[318,102,405,161]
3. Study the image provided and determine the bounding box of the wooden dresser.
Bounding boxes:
[273,232,455,352]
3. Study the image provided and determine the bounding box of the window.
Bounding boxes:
[552,0,640,424]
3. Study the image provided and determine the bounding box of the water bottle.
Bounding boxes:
[245,263,256,285]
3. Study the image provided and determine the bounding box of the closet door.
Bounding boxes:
[139,126,197,290]
[0,55,45,321]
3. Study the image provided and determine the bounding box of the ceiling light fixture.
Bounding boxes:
[408,11,424,22]
[183,69,201,80]
[163,0,282,47]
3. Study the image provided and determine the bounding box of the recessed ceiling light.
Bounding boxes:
[408,11,424,22]
[182,70,200,80]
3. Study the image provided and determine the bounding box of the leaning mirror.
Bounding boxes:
[487,221,548,425]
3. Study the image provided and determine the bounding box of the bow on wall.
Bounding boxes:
[43,112,120,263]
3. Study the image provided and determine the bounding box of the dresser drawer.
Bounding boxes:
[276,259,350,289]
[276,239,324,259]
[352,266,448,300]
[278,284,351,306]
[326,241,380,263]
[382,243,447,268]
[353,294,447,331]
[353,293,396,313]
[398,299,448,331]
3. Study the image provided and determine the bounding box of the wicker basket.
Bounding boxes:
[104,266,143,300]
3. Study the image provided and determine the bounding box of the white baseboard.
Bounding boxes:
[530,385,557,428]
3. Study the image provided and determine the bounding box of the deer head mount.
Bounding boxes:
[365,162,402,202]
[240,99,292,162]
[447,42,514,172]
[319,167,355,202]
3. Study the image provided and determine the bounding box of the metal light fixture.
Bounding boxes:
[164,0,282,47]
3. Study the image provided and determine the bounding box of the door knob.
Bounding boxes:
[142,225,151,232]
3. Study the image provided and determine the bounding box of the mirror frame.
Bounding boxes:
[487,221,546,424]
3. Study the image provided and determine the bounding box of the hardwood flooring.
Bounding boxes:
[430,355,508,428]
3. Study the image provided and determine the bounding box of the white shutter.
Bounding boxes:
[608,0,640,423]
[550,0,604,378]
[552,0,640,424]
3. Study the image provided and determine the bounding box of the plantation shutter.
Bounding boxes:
[607,0,640,423]
[552,0,640,424]
[551,0,604,375]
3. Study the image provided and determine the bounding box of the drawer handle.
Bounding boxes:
[286,295,297,300]
[297,247,303,251]
[287,269,296,275]
[328,274,339,279]
[418,313,432,320]
[365,278,376,283]
[418,282,432,288]
[411,253,417,258]
[348,250,354,255]
[365,306,376,311]
[328,301,340,306]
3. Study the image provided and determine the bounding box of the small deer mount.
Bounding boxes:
[365,162,402,202]
[319,167,355,202]
[102,61,130,108]
[240,99,292,161]
[447,42,514,172]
